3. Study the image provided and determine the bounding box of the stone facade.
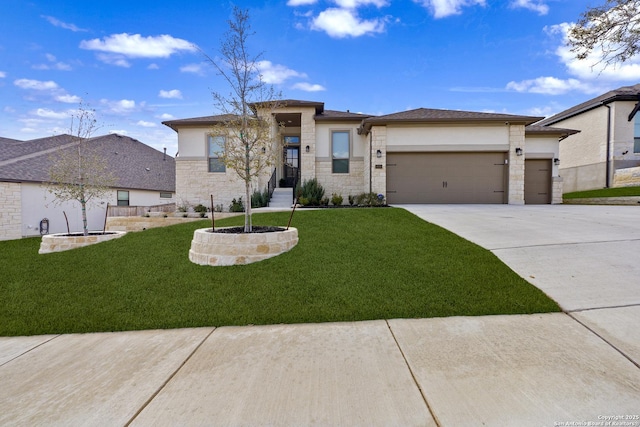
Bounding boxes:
[508,125,525,205]
[613,166,640,187]
[370,127,387,197]
[39,231,127,254]
[314,158,366,202]
[0,182,21,241]
[552,176,563,204]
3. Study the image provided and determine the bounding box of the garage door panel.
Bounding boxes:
[524,159,551,204]
[387,153,506,204]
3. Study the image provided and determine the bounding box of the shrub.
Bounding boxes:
[193,204,208,213]
[296,178,325,206]
[229,197,245,212]
[251,188,270,208]
[321,197,329,206]
[355,192,386,206]
[214,204,224,213]
[348,195,355,206]
[331,193,343,206]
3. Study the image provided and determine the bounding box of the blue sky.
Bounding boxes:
[2,0,639,155]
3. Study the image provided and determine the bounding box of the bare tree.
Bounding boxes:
[47,101,115,236]
[568,0,640,68]
[203,6,282,232]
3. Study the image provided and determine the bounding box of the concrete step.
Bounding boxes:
[269,188,294,208]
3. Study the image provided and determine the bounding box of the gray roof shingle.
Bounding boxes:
[0,133,175,192]
[536,83,640,126]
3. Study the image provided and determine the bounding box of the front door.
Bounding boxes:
[283,136,300,187]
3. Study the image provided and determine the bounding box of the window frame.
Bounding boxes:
[117,190,130,207]
[331,130,350,174]
[160,192,173,199]
[207,135,226,173]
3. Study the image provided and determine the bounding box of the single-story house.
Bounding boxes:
[164,100,576,209]
[537,83,640,192]
[0,133,175,240]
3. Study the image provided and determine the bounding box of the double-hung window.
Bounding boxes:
[332,131,350,174]
[208,135,226,172]
[634,113,640,154]
[117,190,129,206]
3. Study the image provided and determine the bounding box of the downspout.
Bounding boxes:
[604,103,611,188]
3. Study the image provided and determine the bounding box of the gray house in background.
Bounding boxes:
[0,133,175,240]
[537,83,640,192]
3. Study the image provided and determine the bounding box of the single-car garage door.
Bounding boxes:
[524,159,551,204]
[386,152,507,204]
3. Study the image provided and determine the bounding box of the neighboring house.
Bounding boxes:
[0,133,175,240]
[164,100,576,209]
[537,83,640,192]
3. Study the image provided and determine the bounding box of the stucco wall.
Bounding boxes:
[525,134,562,203]
[0,182,22,241]
[385,124,510,151]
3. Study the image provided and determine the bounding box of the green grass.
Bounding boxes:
[563,186,640,199]
[0,208,560,336]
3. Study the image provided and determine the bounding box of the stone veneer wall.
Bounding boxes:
[508,125,525,205]
[552,176,563,204]
[370,127,387,197]
[314,159,365,202]
[0,182,22,241]
[613,166,640,187]
[300,109,317,183]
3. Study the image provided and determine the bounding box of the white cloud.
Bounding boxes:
[148,63,160,70]
[56,94,82,103]
[287,0,317,4]
[256,61,307,84]
[292,82,326,91]
[14,79,59,90]
[180,63,206,75]
[34,108,69,119]
[0,71,6,78]
[311,8,386,37]
[109,129,129,135]
[80,33,197,59]
[335,0,388,8]
[97,53,131,68]
[159,89,183,99]
[101,99,137,114]
[136,120,157,127]
[506,77,603,95]
[158,113,175,120]
[32,53,72,71]
[413,0,486,19]
[509,0,548,15]
[42,15,87,32]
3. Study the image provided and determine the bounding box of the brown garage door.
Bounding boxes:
[386,152,507,204]
[524,159,551,204]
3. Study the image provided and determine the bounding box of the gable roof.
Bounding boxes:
[0,133,175,192]
[525,125,580,140]
[162,114,238,132]
[361,108,542,133]
[315,109,374,122]
[536,83,640,126]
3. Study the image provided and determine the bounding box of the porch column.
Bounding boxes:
[300,110,316,182]
[508,124,525,205]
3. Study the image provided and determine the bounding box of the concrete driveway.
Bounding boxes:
[399,203,640,368]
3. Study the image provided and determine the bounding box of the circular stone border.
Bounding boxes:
[39,231,127,254]
[189,227,298,266]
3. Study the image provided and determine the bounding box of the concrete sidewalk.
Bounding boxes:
[1,204,639,426]
[1,315,639,426]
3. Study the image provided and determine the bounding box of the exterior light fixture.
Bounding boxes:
[554,158,560,165]
[305,145,310,153]
[376,149,382,158]
[515,147,523,156]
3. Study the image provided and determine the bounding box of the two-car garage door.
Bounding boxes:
[386,152,507,204]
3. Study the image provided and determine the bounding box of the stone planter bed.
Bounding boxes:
[189,226,298,266]
[39,231,127,254]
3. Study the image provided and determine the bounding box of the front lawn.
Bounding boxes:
[0,208,560,336]
[563,186,640,199]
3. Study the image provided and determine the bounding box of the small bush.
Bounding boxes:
[193,204,208,213]
[348,195,355,206]
[251,188,270,208]
[229,197,245,212]
[298,196,309,206]
[321,197,329,206]
[355,192,386,206]
[296,178,325,206]
[214,204,224,213]
[331,193,343,206]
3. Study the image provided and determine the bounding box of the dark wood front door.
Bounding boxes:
[283,146,300,188]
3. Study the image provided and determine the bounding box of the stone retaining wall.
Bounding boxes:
[106,213,242,232]
[39,231,127,254]
[563,196,640,205]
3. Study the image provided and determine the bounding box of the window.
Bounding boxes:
[634,114,640,153]
[117,190,129,206]
[208,135,226,172]
[332,131,350,173]
[160,192,172,199]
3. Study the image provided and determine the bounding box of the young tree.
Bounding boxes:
[568,0,640,68]
[204,6,282,232]
[47,102,115,236]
